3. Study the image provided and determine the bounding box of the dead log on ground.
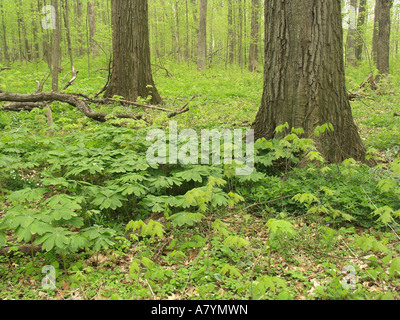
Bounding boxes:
[0,91,146,123]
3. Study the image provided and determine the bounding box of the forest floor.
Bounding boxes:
[0,58,400,300]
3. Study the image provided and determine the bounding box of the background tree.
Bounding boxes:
[252,0,367,164]
[373,0,394,82]
[0,0,9,65]
[355,0,368,61]
[345,0,359,66]
[197,0,207,70]
[51,0,60,92]
[104,0,162,105]
[248,0,261,72]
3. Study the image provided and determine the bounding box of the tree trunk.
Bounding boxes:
[62,0,76,78]
[104,0,162,105]
[248,0,260,72]
[373,0,393,82]
[87,0,97,55]
[51,0,60,92]
[173,1,180,62]
[0,0,9,65]
[345,0,358,66]
[197,0,207,70]
[227,0,234,65]
[252,0,367,164]
[238,0,243,71]
[355,0,367,61]
[74,0,84,56]
[185,0,190,63]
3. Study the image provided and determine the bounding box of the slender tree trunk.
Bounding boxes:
[74,0,84,56]
[31,2,40,60]
[191,0,198,62]
[238,0,243,71]
[51,0,60,92]
[252,0,367,164]
[355,0,367,61]
[373,0,394,82]
[87,0,97,55]
[345,0,358,66]
[17,1,23,65]
[62,0,76,77]
[227,0,234,65]
[197,0,207,70]
[185,0,190,63]
[248,0,260,72]
[104,0,162,104]
[0,0,9,65]
[209,5,214,67]
[173,1,180,62]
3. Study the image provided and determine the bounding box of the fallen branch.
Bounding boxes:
[94,58,112,98]
[168,94,197,118]
[394,113,400,117]
[359,72,379,91]
[0,67,11,72]
[236,194,296,214]
[154,64,174,78]
[104,97,173,112]
[0,91,146,123]
[2,101,48,111]
[70,93,173,112]
[348,73,379,101]
[62,70,79,91]
[0,244,43,257]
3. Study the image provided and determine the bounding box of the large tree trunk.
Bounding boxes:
[373,0,393,82]
[252,0,367,164]
[197,0,207,70]
[104,0,162,105]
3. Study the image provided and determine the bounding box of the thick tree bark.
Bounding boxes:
[252,0,367,164]
[104,0,162,105]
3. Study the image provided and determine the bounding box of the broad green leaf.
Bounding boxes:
[389,258,400,278]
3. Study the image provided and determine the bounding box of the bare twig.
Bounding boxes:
[167,94,197,118]
[236,194,296,214]
[62,70,79,91]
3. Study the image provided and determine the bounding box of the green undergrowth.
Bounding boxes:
[0,58,400,300]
